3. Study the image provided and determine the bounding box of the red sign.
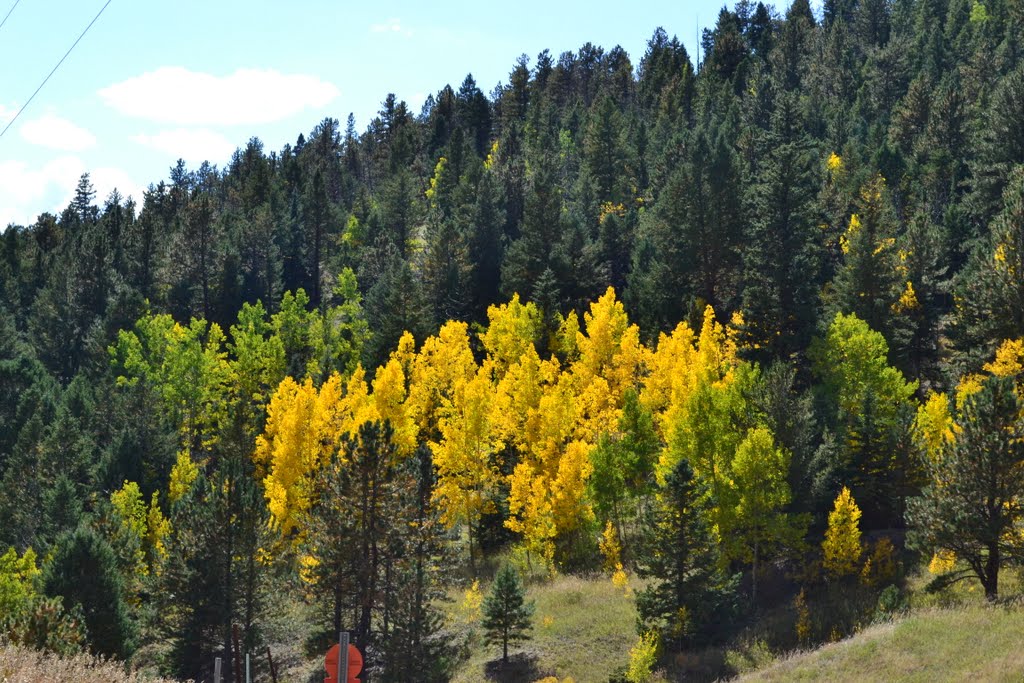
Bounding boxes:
[324,643,363,683]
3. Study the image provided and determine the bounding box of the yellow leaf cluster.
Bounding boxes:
[929,549,956,574]
[823,486,863,578]
[827,152,844,175]
[914,392,955,464]
[892,281,920,313]
[983,338,1024,377]
[431,366,501,529]
[168,450,199,504]
[599,520,622,572]
[840,214,861,254]
[255,375,347,536]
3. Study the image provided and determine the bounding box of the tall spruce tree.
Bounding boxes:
[635,459,736,652]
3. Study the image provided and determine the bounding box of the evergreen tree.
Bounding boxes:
[954,166,1024,361]
[42,526,136,659]
[907,375,1024,601]
[635,458,736,652]
[830,174,902,343]
[741,90,822,364]
[481,564,534,664]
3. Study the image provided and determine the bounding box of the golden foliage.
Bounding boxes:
[823,487,863,578]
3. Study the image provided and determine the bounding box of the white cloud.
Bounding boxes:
[91,166,146,206]
[132,128,237,164]
[20,114,96,151]
[370,18,413,36]
[0,156,84,226]
[98,67,340,126]
[0,157,143,227]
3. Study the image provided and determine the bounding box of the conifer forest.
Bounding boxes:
[3,1,1024,681]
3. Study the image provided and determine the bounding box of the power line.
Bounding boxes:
[0,0,112,139]
[0,0,22,34]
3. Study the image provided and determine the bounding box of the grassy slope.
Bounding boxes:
[739,605,1024,682]
[449,574,639,683]
[0,644,182,683]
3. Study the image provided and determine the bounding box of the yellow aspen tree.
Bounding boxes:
[656,307,748,542]
[490,345,548,454]
[408,320,478,439]
[431,364,501,545]
[640,321,697,418]
[110,481,148,577]
[506,369,594,565]
[482,294,542,376]
[571,287,650,443]
[823,486,863,578]
[336,365,376,435]
[371,356,417,454]
[168,449,199,504]
[254,374,344,536]
[730,427,801,600]
[984,338,1024,378]
[145,492,171,571]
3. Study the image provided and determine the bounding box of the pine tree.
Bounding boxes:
[635,458,736,652]
[481,564,534,664]
[42,525,136,659]
[907,375,1024,600]
[954,166,1024,361]
[741,90,822,364]
[830,174,902,343]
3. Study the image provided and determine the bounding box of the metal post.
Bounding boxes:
[214,657,222,683]
[245,652,250,683]
[338,631,349,683]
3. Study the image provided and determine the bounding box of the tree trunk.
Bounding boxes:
[752,540,759,606]
[984,543,1000,601]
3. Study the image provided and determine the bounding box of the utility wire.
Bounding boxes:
[0,0,22,34]
[0,0,112,139]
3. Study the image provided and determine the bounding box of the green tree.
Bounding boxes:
[741,90,822,364]
[907,375,1024,600]
[588,389,660,558]
[955,166,1024,360]
[729,427,804,602]
[481,564,534,664]
[635,458,736,652]
[811,312,918,526]
[42,526,136,659]
[830,175,901,343]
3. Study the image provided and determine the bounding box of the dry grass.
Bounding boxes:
[738,604,1024,682]
[0,643,185,683]
[448,572,641,683]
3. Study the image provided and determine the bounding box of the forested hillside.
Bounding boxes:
[3,0,1024,681]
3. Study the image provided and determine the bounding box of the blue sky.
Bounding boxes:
[1,0,741,226]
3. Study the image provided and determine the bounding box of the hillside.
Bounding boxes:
[0,644,181,683]
[739,605,1024,683]
[4,0,1024,680]
[447,574,639,683]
